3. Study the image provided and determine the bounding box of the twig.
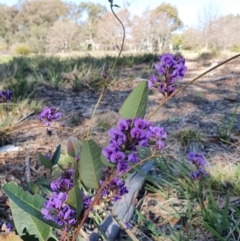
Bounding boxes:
[25,155,30,186]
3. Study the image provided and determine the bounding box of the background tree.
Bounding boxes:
[78,2,106,48]
[95,8,131,50]
[0,4,18,45]
[46,21,80,53]
[16,0,68,53]
[131,3,182,52]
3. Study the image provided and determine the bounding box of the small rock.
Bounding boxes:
[0,145,20,153]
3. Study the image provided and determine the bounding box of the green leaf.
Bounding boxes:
[2,182,60,229]
[10,201,50,241]
[203,222,226,241]
[119,81,148,119]
[67,137,81,158]
[67,185,83,218]
[73,162,80,185]
[28,181,40,194]
[51,145,61,165]
[100,152,114,168]
[79,140,103,189]
[37,179,52,195]
[39,153,53,169]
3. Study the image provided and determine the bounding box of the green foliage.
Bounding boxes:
[79,140,103,189]
[67,185,83,218]
[153,3,182,28]
[67,137,81,158]
[51,145,61,166]
[171,33,182,51]
[2,182,60,240]
[231,44,240,52]
[0,99,42,144]
[96,118,111,131]
[119,81,148,119]
[135,209,161,237]
[15,45,31,56]
[46,68,66,89]
[216,104,238,142]
[174,128,204,147]
[39,154,53,169]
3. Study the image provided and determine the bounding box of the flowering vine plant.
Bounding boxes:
[1,1,240,240]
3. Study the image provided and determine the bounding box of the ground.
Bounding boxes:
[1,54,240,240]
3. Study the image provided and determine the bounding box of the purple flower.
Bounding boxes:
[156,140,165,150]
[82,192,92,209]
[134,118,147,129]
[6,222,13,231]
[155,63,166,75]
[128,152,138,163]
[187,152,206,169]
[149,53,187,96]
[117,161,129,173]
[130,127,145,139]
[118,119,130,131]
[190,169,207,180]
[45,153,52,159]
[108,128,126,146]
[38,107,61,126]
[102,146,117,159]
[160,54,174,66]
[102,118,167,175]
[100,177,128,202]
[187,152,207,180]
[0,89,13,102]
[150,126,167,139]
[50,169,74,192]
[41,192,76,227]
[148,74,158,88]
[110,151,125,163]
[125,221,131,229]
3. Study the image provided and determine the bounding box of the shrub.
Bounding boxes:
[15,45,31,56]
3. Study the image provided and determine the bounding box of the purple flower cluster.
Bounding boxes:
[187,152,207,180]
[148,54,187,96]
[38,107,61,126]
[41,169,76,228]
[100,177,128,202]
[102,118,167,174]
[41,192,76,227]
[50,169,74,192]
[41,169,92,228]
[0,90,12,102]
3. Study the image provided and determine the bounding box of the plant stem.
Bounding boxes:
[85,3,125,140]
[109,3,125,77]
[72,172,115,241]
[147,53,240,120]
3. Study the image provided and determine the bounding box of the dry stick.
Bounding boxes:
[1,124,72,137]
[111,210,139,241]
[147,53,240,120]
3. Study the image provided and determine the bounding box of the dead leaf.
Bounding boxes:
[0,233,23,241]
